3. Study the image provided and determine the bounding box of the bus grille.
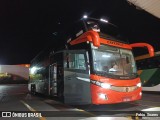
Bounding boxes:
[110,86,138,92]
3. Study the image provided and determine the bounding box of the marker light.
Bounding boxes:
[137,83,142,87]
[83,15,88,19]
[100,18,108,23]
[101,83,111,89]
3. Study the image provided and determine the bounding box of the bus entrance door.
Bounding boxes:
[49,63,57,96]
[64,50,91,105]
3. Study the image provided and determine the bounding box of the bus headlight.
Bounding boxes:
[91,80,111,89]
[100,83,111,89]
[137,83,141,87]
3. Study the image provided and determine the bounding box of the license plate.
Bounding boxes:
[123,97,131,102]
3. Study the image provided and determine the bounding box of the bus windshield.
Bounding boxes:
[92,44,137,77]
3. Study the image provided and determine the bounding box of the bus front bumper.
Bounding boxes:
[91,84,142,105]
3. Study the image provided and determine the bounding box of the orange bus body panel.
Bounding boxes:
[90,74,141,104]
[70,30,100,47]
[70,31,132,49]
[90,74,140,86]
[100,38,132,49]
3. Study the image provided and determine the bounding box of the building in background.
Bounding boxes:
[127,0,160,19]
[0,64,30,84]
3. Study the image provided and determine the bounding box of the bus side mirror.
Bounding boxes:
[86,30,100,47]
[70,30,100,47]
[130,43,154,57]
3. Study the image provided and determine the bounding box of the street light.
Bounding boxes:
[83,15,88,19]
[83,15,109,23]
[82,15,117,28]
[100,18,108,23]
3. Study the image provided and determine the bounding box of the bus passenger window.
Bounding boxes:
[64,53,86,70]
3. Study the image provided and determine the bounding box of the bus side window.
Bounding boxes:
[64,53,86,70]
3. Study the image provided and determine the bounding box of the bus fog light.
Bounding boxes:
[101,83,111,89]
[137,83,141,87]
[98,93,108,100]
[140,92,142,96]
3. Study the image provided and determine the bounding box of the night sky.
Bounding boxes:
[0,0,160,65]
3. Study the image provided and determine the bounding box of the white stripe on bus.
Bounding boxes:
[76,77,90,82]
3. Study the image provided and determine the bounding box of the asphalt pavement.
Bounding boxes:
[0,84,160,120]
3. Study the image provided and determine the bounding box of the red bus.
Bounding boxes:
[28,17,154,105]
